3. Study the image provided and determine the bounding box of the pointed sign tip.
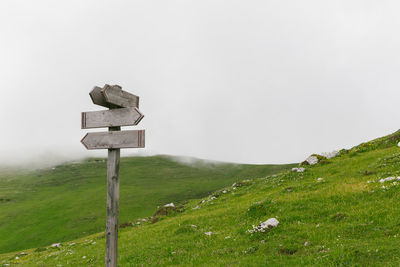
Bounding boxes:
[80,133,89,149]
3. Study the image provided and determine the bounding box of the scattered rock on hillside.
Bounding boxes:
[50,243,61,248]
[248,218,279,233]
[379,177,400,183]
[264,218,279,227]
[204,231,212,236]
[306,156,319,165]
[317,178,325,182]
[233,180,252,188]
[292,167,305,173]
[301,154,329,166]
[15,252,27,257]
[153,203,184,217]
[321,150,340,159]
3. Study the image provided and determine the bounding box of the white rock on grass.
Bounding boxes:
[204,232,212,236]
[321,151,339,159]
[398,142,400,147]
[263,218,279,228]
[306,156,319,165]
[249,218,279,233]
[164,203,175,208]
[51,243,62,248]
[317,178,325,182]
[379,177,400,183]
[292,167,305,173]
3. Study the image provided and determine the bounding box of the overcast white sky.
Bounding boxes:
[1,0,400,165]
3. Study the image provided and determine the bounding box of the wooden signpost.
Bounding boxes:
[81,130,145,150]
[81,84,145,267]
[102,85,140,108]
[82,107,144,129]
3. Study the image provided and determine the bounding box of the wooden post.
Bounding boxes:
[106,126,120,267]
[82,84,145,267]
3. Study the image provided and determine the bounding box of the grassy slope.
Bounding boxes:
[0,155,294,254]
[2,132,400,266]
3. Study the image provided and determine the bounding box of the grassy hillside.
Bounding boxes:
[2,131,400,266]
[0,155,294,254]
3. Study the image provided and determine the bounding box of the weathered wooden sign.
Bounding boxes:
[81,107,144,129]
[81,84,145,267]
[103,84,139,108]
[89,84,139,109]
[89,86,118,109]
[81,130,145,149]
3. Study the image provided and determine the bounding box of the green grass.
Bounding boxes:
[3,131,400,266]
[0,155,294,254]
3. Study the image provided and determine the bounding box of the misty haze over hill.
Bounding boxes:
[1,1,399,165]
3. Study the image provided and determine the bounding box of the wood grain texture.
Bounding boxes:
[89,86,119,109]
[81,130,145,150]
[81,107,144,129]
[102,85,139,108]
[105,126,120,267]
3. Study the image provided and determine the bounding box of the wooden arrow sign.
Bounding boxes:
[83,83,145,267]
[81,130,145,150]
[102,85,139,108]
[89,86,119,109]
[81,107,144,129]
